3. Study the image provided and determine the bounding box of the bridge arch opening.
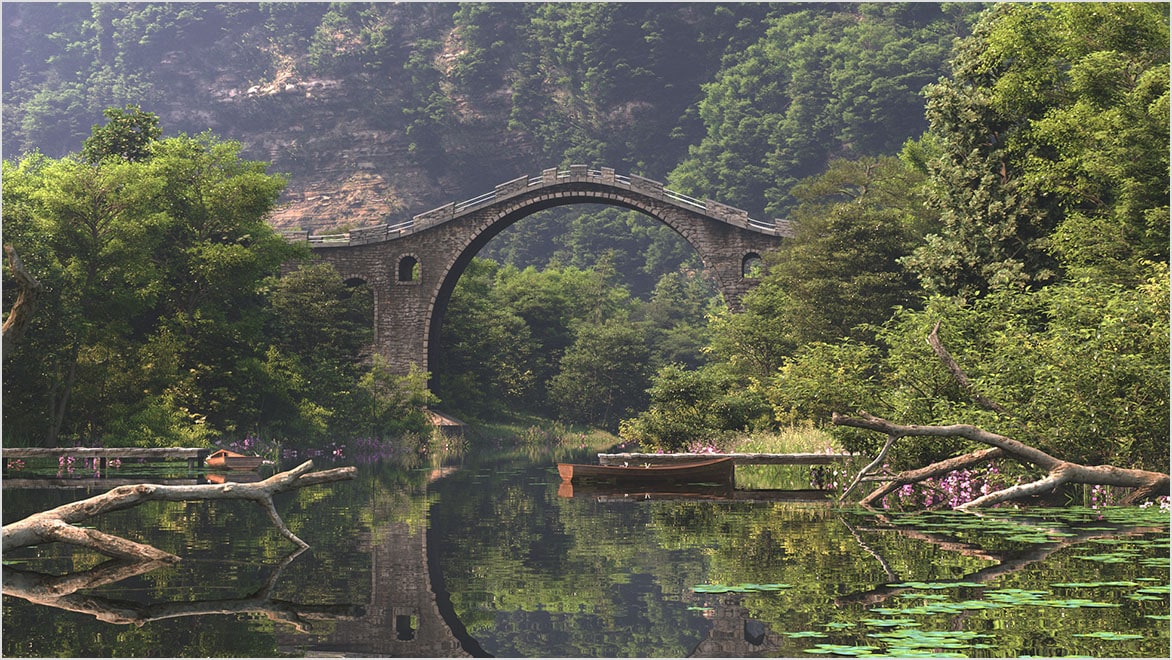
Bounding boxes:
[397,255,421,283]
[427,196,713,374]
[742,252,764,279]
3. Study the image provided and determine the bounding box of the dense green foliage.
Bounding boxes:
[627,3,1169,474]
[667,3,981,216]
[906,2,1170,296]
[432,257,717,429]
[2,115,433,447]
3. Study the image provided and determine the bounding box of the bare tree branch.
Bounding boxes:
[3,461,357,560]
[926,321,1008,414]
[832,412,1168,509]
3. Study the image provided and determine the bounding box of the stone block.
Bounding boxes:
[630,175,664,198]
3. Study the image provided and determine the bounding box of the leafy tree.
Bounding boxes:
[638,267,719,369]
[432,258,539,419]
[349,358,437,440]
[547,318,651,430]
[759,155,926,346]
[766,264,1170,471]
[2,112,305,445]
[80,104,161,163]
[252,262,374,440]
[618,363,771,451]
[906,2,1170,295]
[2,152,166,444]
[704,283,799,381]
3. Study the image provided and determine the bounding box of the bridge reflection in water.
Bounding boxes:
[274,469,786,658]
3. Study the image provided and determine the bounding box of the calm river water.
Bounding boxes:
[2,453,1169,657]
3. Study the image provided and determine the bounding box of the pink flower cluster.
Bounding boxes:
[884,462,1010,509]
[684,440,721,454]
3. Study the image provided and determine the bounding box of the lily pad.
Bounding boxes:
[802,643,880,656]
[1040,598,1121,609]
[692,582,791,594]
[861,617,921,628]
[1050,580,1138,588]
[1072,632,1144,641]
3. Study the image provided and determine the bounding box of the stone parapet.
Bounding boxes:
[629,174,664,198]
[413,202,455,227]
[494,175,528,199]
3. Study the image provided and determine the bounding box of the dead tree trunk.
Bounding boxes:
[832,412,1169,509]
[2,244,44,358]
[3,460,356,561]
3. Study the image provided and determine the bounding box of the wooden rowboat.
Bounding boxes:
[205,449,264,471]
[557,457,735,486]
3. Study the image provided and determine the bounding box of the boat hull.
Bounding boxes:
[205,449,264,471]
[557,457,735,486]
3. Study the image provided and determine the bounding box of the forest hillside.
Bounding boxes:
[4,3,970,234]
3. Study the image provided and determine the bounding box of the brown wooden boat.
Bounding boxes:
[205,449,264,471]
[557,457,735,486]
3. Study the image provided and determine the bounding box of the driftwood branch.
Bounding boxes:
[832,412,1169,509]
[839,434,896,502]
[2,460,356,560]
[2,244,44,357]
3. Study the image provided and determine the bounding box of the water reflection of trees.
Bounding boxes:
[2,548,363,629]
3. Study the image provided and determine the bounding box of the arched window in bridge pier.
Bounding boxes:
[742,253,764,279]
[397,255,421,284]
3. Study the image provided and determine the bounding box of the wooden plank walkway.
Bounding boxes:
[3,446,210,469]
[598,452,853,466]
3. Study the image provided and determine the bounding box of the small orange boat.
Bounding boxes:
[205,449,264,471]
[557,457,735,486]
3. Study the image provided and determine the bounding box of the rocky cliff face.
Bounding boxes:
[3,3,731,234]
[154,36,540,234]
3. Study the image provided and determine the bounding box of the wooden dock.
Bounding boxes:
[597,452,853,466]
[3,446,210,470]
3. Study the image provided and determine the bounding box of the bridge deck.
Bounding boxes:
[597,452,853,466]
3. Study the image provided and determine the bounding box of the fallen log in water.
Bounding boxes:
[2,460,356,561]
[832,412,1169,510]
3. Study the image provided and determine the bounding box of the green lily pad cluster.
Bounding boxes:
[868,628,994,652]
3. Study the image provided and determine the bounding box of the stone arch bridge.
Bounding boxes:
[283,165,790,376]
